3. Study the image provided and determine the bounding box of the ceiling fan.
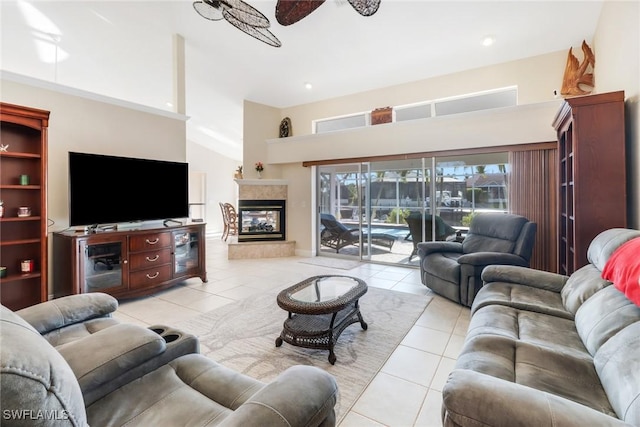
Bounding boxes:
[193,0,282,47]
[275,0,381,26]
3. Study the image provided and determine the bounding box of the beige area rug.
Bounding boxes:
[298,256,362,270]
[175,286,432,422]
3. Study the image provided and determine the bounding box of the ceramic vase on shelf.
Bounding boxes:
[257,171,262,179]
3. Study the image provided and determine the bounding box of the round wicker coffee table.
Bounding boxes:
[275,275,368,364]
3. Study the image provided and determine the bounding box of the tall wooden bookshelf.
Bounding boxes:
[0,103,50,310]
[552,91,626,275]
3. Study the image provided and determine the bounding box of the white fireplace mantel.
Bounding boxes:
[234,179,289,186]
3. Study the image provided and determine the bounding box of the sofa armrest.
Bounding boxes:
[16,293,118,335]
[417,241,463,257]
[57,323,165,398]
[443,369,631,427]
[457,252,528,267]
[481,265,569,293]
[219,365,339,427]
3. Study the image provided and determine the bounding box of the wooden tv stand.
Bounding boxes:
[53,222,207,299]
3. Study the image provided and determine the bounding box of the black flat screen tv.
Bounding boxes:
[68,152,189,227]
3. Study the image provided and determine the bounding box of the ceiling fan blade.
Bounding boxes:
[347,0,380,16]
[275,0,326,26]
[223,9,282,47]
[224,0,271,29]
[193,1,224,21]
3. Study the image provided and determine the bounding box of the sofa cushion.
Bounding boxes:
[471,281,572,319]
[17,293,118,336]
[466,305,589,360]
[86,354,261,426]
[460,304,618,417]
[0,306,87,427]
[57,324,166,399]
[601,237,640,306]
[594,321,640,425]
[455,333,616,417]
[443,369,631,427]
[86,354,338,427]
[42,317,120,347]
[561,264,613,315]
[587,228,640,272]
[575,285,640,356]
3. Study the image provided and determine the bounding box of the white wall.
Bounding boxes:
[593,0,640,228]
[186,139,239,235]
[1,76,187,230]
[243,100,281,180]
[279,50,568,140]
[266,101,561,164]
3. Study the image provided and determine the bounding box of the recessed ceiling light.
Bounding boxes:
[482,36,496,47]
[304,82,313,90]
[166,102,174,108]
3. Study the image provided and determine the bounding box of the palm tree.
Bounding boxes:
[371,170,387,221]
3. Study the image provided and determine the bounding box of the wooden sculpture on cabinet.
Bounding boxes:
[561,40,595,96]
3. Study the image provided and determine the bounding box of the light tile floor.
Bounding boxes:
[114,237,470,427]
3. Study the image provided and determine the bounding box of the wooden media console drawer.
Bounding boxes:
[130,265,172,289]
[129,232,171,252]
[129,248,172,271]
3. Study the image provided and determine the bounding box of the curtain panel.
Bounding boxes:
[509,148,558,273]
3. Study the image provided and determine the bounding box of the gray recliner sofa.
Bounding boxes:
[442,228,640,426]
[1,296,339,426]
[418,212,537,307]
[15,292,201,405]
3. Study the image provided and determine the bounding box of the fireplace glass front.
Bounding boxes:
[238,199,285,242]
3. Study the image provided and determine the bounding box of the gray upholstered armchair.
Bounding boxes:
[417,213,537,307]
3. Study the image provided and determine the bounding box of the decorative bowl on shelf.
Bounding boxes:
[17,207,31,217]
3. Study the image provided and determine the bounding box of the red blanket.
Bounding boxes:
[602,237,640,306]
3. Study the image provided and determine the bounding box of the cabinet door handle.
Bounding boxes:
[146,272,160,279]
[146,255,160,262]
[146,238,160,245]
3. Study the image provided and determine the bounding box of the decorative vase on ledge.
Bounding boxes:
[257,171,262,179]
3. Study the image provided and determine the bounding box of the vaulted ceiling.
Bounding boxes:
[1,1,604,160]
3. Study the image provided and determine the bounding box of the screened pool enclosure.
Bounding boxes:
[317,153,510,266]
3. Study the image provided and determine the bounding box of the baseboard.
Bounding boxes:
[295,248,314,257]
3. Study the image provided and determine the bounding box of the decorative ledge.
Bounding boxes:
[234,179,288,185]
[265,100,562,165]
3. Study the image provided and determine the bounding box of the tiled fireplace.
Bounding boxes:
[229,179,295,259]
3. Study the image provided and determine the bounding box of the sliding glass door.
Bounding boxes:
[317,153,510,266]
[318,163,371,259]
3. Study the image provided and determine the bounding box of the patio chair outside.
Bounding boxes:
[404,212,459,261]
[320,213,395,253]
